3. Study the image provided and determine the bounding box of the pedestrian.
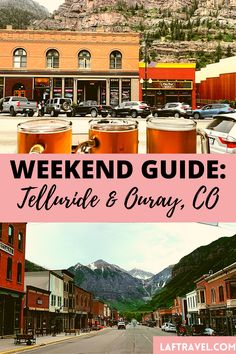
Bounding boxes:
[37,101,42,116]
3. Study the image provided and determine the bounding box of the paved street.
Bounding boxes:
[0,113,210,154]
[0,326,176,354]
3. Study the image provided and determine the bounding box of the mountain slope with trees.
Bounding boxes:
[146,234,236,310]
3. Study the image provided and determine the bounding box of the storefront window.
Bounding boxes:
[77,81,84,103]
[53,78,62,98]
[121,79,131,102]
[100,81,106,104]
[65,78,74,99]
[110,79,119,106]
[34,78,50,102]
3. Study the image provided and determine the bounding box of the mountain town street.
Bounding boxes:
[0,326,175,354]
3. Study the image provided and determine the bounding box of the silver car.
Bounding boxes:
[204,113,236,153]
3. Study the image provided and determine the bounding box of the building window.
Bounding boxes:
[46,49,59,69]
[13,48,27,68]
[200,290,205,303]
[219,286,224,302]
[18,232,23,250]
[211,288,216,303]
[51,294,56,307]
[78,50,91,69]
[8,225,14,244]
[58,296,62,308]
[7,257,12,280]
[110,51,122,69]
[17,263,22,283]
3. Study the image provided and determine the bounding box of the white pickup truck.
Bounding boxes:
[1,96,38,116]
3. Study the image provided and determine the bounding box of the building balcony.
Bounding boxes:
[226,299,236,308]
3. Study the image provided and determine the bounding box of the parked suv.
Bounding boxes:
[111,101,151,118]
[190,103,234,119]
[204,113,236,153]
[152,102,190,118]
[44,98,73,117]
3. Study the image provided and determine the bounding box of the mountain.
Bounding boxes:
[147,234,236,310]
[33,0,236,67]
[0,0,49,29]
[128,268,154,280]
[144,265,174,296]
[68,259,147,301]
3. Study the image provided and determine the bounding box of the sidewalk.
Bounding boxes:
[0,330,96,354]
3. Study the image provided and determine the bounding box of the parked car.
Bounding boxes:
[152,102,191,118]
[117,321,126,330]
[72,100,112,118]
[1,96,37,116]
[162,323,176,332]
[203,327,215,336]
[161,322,169,331]
[204,113,236,153]
[190,103,234,119]
[44,98,73,117]
[111,101,151,118]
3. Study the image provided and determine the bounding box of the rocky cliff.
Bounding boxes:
[33,0,236,67]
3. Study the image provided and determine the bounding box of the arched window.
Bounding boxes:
[46,49,59,68]
[18,232,23,250]
[8,225,14,244]
[110,51,122,69]
[7,257,12,280]
[17,263,22,283]
[13,48,27,68]
[78,50,91,69]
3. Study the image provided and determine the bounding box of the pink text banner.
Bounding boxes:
[0,154,234,222]
[153,337,236,354]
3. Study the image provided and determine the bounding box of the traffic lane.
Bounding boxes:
[21,326,175,354]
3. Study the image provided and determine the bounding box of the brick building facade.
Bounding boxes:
[0,223,27,335]
[0,28,139,106]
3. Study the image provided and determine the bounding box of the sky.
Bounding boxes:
[36,0,64,13]
[26,222,236,274]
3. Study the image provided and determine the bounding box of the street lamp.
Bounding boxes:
[142,35,152,104]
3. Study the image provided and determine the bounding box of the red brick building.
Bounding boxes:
[196,262,236,335]
[139,62,196,108]
[74,285,93,329]
[24,285,50,334]
[0,223,27,335]
[92,299,105,327]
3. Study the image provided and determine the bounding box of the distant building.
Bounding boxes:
[74,285,93,329]
[0,223,27,336]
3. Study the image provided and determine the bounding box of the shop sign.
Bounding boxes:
[148,80,192,90]
[0,241,14,256]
